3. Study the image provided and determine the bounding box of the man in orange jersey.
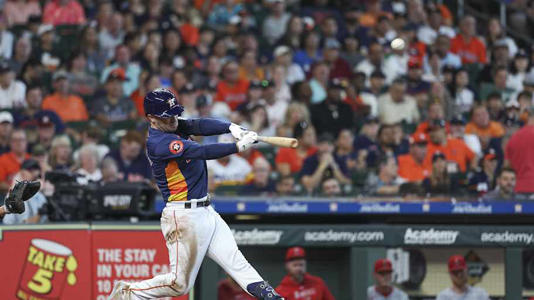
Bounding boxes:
[425,119,476,173]
[42,71,89,122]
[215,61,250,110]
[450,15,487,64]
[397,133,431,182]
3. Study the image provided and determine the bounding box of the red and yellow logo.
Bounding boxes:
[17,239,78,300]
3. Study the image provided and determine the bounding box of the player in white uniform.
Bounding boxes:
[367,258,409,300]
[108,89,284,299]
[435,255,490,300]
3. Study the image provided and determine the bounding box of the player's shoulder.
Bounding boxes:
[147,129,186,155]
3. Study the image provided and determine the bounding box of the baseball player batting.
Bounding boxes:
[109,88,284,300]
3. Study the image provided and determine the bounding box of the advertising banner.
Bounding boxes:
[0,225,189,300]
[92,226,187,300]
[0,225,92,300]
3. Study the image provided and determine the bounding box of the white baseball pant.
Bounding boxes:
[124,203,264,299]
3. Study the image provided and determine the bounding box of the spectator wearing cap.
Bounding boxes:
[33,112,59,151]
[354,42,385,86]
[217,275,255,300]
[507,50,529,93]
[310,78,354,137]
[417,8,455,45]
[479,66,515,103]
[43,0,86,26]
[383,37,410,84]
[100,45,141,97]
[215,61,250,111]
[2,159,46,225]
[207,134,252,186]
[262,0,291,45]
[300,132,350,194]
[293,31,322,74]
[465,105,505,139]
[353,116,380,169]
[0,111,13,155]
[367,258,408,300]
[3,0,41,27]
[406,58,431,97]
[365,156,404,196]
[451,68,475,115]
[378,78,420,125]
[276,121,317,176]
[276,247,334,300]
[425,119,476,172]
[0,62,25,109]
[75,144,102,184]
[105,130,153,183]
[450,16,487,65]
[131,73,162,117]
[482,168,516,201]
[422,151,461,195]
[449,114,482,156]
[397,133,431,182]
[240,157,276,196]
[92,68,137,125]
[436,255,490,300]
[467,151,499,195]
[67,51,99,99]
[323,39,352,80]
[0,129,30,192]
[42,71,89,122]
[273,45,305,85]
[360,71,386,117]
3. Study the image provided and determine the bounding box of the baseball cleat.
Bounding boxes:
[108,281,130,300]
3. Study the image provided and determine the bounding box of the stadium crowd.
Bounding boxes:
[0,0,533,219]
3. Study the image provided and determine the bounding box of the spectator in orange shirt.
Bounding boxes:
[465,104,505,139]
[238,49,264,82]
[42,71,89,122]
[0,129,30,192]
[425,119,476,172]
[276,121,317,176]
[215,61,250,110]
[397,133,431,182]
[450,15,487,64]
[414,102,450,136]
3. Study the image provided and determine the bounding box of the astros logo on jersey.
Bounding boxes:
[169,140,184,154]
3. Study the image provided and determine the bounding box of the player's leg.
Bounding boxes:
[206,206,283,299]
[109,207,215,300]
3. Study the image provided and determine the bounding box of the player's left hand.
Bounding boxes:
[229,123,248,140]
[4,180,41,214]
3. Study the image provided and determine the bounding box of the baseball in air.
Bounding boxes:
[391,38,406,50]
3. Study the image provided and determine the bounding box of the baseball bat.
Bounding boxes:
[258,136,299,148]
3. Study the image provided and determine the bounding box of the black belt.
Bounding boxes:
[184,199,211,209]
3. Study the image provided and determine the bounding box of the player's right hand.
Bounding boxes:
[229,123,248,141]
[236,131,258,152]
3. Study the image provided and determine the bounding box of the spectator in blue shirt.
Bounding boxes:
[105,130,153,183]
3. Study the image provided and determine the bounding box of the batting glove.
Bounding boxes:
[236,131,258,152]
[229,123,248,141]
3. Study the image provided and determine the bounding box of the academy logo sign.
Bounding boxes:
[480,231,534,245]
[231,228,283,245]
[304,230,384,243]
[404,228,459,245]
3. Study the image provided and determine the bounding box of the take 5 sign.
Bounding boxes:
[0,224,189,300]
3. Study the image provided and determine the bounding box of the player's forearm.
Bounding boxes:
[183,143,238,160]
[178,118,231,136]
